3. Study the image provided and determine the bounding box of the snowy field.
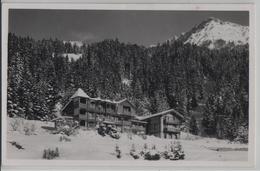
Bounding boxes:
[6,118,248,161]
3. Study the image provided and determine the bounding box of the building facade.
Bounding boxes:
[139,109,184,139]
[61,88,146,134]
[61,88,184,138]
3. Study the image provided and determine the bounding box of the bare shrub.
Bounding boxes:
[130,144,140,159]
[23,123,31,135]
[10,118,21,131]
[42,147,60,159]
[30,123,36,134]
[141,134,147,140]
[161,141,185,160]
[115,144,121,159]
[127,132,133,140]
[59,135,71,142]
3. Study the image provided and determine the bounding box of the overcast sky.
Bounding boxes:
[9,10,249,46]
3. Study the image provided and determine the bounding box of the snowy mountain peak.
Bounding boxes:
[179,17,249,49]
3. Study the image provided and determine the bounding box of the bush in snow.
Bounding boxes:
[130,144,139,159]
[143,143,148,150]
[23,123,36,135]
[234,125,248,143]
[59,135,71,142]
[127,132,133,140]
[162,141,185,160]
[42,147,60,159]
[23,124,30,135]
[141,134,147,140]
[30,123,36,133]
[115,144,121,159]
[55,147,60,157]
[143,149,160,160]
[10,118,21,131]
[140,144,160,160]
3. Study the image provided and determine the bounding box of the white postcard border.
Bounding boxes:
[1,2,256,169]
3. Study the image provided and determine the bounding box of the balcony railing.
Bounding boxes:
[164,119,180,125]
[132,126,146,131]
[122,121,132,126]
[164,126,180,133]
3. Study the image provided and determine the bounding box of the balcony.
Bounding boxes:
[164,126,180,133]
[115,120,123,125]
[79,114,96,122]
[164,119,180,125]
[132,126,146,132]
[122,121,132,126]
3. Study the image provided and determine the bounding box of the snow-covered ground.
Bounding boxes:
[6,118,248,161]
[122,78,132,87]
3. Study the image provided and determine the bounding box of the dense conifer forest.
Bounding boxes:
[7,33,249,141]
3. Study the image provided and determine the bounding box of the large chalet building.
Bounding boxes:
[61,88,147,134]
[61,88,184,139]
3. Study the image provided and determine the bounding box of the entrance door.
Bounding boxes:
[80,120,85,126]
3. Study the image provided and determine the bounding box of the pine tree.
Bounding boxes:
[189,115,199,135]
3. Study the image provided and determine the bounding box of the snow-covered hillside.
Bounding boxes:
[7,118,248,161]
[179,17,249,49]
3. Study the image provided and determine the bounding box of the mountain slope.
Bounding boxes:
[178,17,249,49]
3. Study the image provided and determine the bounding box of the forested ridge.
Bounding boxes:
[7,33,249,141]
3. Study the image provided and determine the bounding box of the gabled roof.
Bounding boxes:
[61,88,136,112]
[115,98,136,111]
[71,88,89,99]
[138,109,184,121]
[61,98,73,112]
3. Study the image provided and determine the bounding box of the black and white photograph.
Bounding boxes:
[1,3,256,168]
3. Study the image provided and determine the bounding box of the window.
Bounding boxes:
[111,105,116,111]
[80,120,85,126]
[80,108,86,115]
[74,100,79,108]
[123,106,131,113]
[80,98,86,104]
[90,101,95,108]
[88,113,95,119]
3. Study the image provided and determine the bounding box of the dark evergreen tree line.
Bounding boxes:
[7,33,249,141]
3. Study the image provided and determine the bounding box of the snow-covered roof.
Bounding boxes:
[61,88,135,112]
[88,97,116,104]
[114,98,127,104]
[71,88,89,99]
[138,109,184,121]
[131,119,147,124]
